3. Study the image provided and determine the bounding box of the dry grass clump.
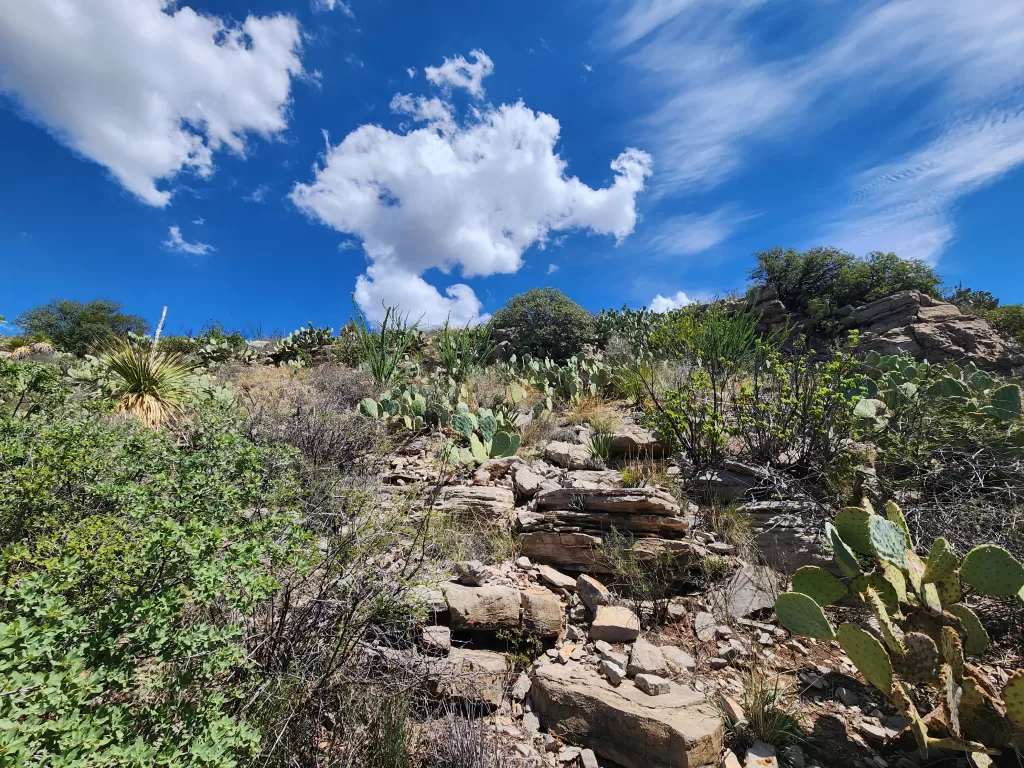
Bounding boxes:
[518,411,558,449]
[566,396,621,430]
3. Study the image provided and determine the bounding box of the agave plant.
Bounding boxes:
[99,338,196,428]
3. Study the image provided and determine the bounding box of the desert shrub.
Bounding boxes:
[750,247,942,316]
[595,305,663,358]
[729,338,862,475]
[0,358,68,417]
[416,702,508,768]
[980,303,1024,344]
[489,288,596,363]
[0,401,302,766]
[644,368,726,469]
[14,297,149,356]
[602,528,689,627]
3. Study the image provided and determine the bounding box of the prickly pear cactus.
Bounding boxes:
[775,500,1024,757]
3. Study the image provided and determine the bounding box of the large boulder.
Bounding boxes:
[544,441,594,470]
[443,584,521,630]
[531,662,723,768]
[738,501,833,573]
[534,487,684,516]
[520,588,564,637]
[432,649,511,708]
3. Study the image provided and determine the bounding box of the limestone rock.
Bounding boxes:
[607,425,661,459]
[737,501,832,574]
[535,564,578,591]
[590,606,641,643]
[521,589,564,637]
[432,649,511,708]
[661,645,697,674]
[544,441,593,470]
[577,574,611,614]
[694,612,717,643]
[456,560,491,586]
[713,565,780,620]
[627,637,668,678]
[419,625,451,655]
[513,464,545,498]
[744,741,777,767]
[634,673,671,696]
[443,584,521,630]
[534,487,683,516]
[580,748,600,768]
[438,485,515,520]
[599,658,627,686]
[560,469,624,489]
[531,662,723,768]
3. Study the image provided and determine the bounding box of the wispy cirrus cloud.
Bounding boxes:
[164,225,214,256]
[606,0,1024,261]
[647,208,754,257]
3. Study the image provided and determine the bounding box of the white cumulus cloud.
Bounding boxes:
[547,264,559,274]
[291,51,652,326]
[424,50,494,98]
[164,226,214,255]
[0,0,304,207]
[650,291,692,312]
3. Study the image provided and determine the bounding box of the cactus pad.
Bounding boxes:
[940,664,963,738]
[837,622,893,695]
[359,397,379,418]
[825,522,862,578]
[921,582,943,613]
[868,515,909,570]
[469,434,489,463]
[885,500,913,550]
[945,604,989,655]
[940,626,964,682]
[453,411,477,442]
[935,573,962,605]
[774,592,836,640]
[865,586,906,656]
[882,563,909,605]
[791,566,848,606]
[1004,669,1024,728]
[960,545,1024,597]
[892,680,930,757]
[851,573,901,615]
[905,549,926,595]
[835,506,874,555]
[900,632,940,683]
[924,537,959,584]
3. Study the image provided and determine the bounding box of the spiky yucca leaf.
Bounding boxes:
[100,339,196,428]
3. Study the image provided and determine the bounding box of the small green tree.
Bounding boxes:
[750,247,942,315]
[15,298,148,355]
[490,288,596,362]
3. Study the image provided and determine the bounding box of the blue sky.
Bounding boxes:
[2,0,1023,335]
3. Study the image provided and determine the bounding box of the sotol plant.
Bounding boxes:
[774,500,1024,759]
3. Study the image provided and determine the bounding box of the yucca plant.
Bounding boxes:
[99,310,196,428]
[435,316,494,383]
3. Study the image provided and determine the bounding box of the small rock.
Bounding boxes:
[716,625,733,639]
[590,605,640,643]
[594,640,613,656]
[512,672,531,701]
[786,640,809,655]
[516,556,533,569]
[522,711,540,734]
[745,741,777,767]
[598,659,626,686]
[710,657,729,670]
[859,722,889,743]
[722,750,743,768]
[565,624,585,642]
[557,746,581,763]
[694,611,717,642]
[661,645,697,673]
[557,644,577,664]
[708,541,735,554]
[634,673,671,696]
[419,625,451,655]
[580,748,600,768]
[757,632,773,646]
[884,715,908,733]
[627,637,668,677]
[836,687,860,707]
[719,695,745,723]
[576,574,611,613]
[536,564,577,591]
[783,745,806,768]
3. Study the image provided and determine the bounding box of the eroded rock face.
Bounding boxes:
[534,487,684,516]
[530,662,723,768]
[521,589,564,637]
[738,501,832,574]
[432,649,511,708]
[590,605,641,643]
[438,486,516,520]
[544,441,593,470]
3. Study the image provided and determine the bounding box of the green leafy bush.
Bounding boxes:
[0,401,303,766]
[750,247,942,316]
[980,304,1024,345]
[14,298,149,356]
[644,368,726,469]
[490,288,596,363]
[0,358,68,417]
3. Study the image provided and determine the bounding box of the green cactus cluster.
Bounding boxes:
[855,352,1023,425]
[505,353,611,407]
[270,323,334,367]
[444,403,521,464]
[359,384,428,431]
[775,500,1024,758]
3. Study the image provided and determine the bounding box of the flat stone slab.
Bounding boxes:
[531,662,723,768]
[590,605,640,643]
[432,649,511,708]
[535,487,682,516]
[712,565,781,621]
[438,485,515,519]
